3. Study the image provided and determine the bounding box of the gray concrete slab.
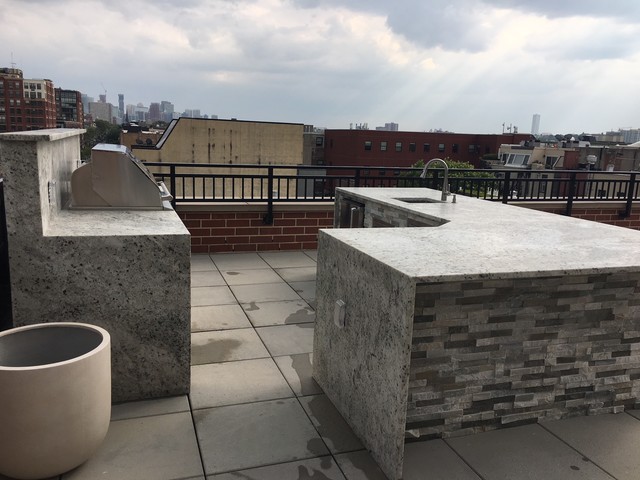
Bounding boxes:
[626,409,640,420]
[194,398,328,475]
[191,270,225,287]
[303,250,318,261]
[191,286,237,306]
[221,268,284,285]
[191,254,217,272]
[191,328,270,365]
[256,323,315,356]
[242,299,315,327]
[62,412,203,480]
[289,280,316,305]
[191,304,252,331]
[111,395,190,421]
[403,440,481,480]
[542,413,640,480]
[334,450,389,480]
[208,456,345,480]
[446,424,615,480]
[299,394,363,454]
[259,251,317,268]
[190,358,293,410]
[275,266,317,283]
[211,252,270,270]
[274,353,323,397]
[231,282,302,303]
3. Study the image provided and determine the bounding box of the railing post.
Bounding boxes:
[501,171,511,204]
[354,168,361,187]
[264,166,274,225]
[565,171,576,216]
[169,164,176,209]
[621,172,636,218]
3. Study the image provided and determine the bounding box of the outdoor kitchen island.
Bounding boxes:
[313,186,640,480]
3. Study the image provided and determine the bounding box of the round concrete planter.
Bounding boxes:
[0,322,111,480]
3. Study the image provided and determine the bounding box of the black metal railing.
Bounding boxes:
[145,162,640,223]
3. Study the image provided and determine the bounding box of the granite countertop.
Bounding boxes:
[46,208,190,237]
[323,187,640,282]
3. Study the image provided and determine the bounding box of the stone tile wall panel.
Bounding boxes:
[407,272,640,438]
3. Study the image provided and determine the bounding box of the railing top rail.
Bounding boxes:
[143,162,640,177]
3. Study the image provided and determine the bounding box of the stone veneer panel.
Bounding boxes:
[0,130,191,402]
[313,231,416,480]
[407,272,640,439]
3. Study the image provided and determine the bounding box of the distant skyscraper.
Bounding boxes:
[149,102,161,122]
[375,122,399,131]
[531,114,541,136]
[118,94,124,116]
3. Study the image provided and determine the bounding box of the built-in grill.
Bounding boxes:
[71,144,172,210]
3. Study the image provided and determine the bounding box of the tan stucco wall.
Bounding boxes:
[132,117,304,165]
[132,118,304,199]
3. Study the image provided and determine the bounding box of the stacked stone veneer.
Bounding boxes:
[407,272,640,439]
[361,200,447,228]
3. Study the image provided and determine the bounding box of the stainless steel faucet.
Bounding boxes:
[419,158,450,201]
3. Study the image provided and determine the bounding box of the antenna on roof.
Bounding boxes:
[10,52,16,68]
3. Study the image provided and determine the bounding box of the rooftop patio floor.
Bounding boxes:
[6,250,640,480]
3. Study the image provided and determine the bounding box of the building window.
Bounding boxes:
[423,143,430,153]
[380,141,387,151]
[545,156,559,168]
[438,143,445,152]
[503,153,531,166]
[364,141,372,151]
[315,136,323,146]
[452,143,459,153]
[395,142,402,152]
[409,142,416,152]
[468,144,476,153]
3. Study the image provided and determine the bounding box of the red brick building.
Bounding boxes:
[323,129,531,168]
[0,68,56,132]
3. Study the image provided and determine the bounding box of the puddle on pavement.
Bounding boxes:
[285,307,315,324]
[191,337,242,364]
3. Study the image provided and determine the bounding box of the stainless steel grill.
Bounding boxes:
[71,144,172,210]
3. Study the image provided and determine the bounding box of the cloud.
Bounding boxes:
[3,0,640,133]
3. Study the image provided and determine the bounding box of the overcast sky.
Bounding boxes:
[3,0,640,134]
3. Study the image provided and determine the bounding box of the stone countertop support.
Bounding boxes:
[313,236,415,480]
[0,130,191,402]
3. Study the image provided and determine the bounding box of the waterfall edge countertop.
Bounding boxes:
[324,187,640,282]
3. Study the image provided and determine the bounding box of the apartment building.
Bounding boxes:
[0,68,56,132]
[55,88,84,128]
[323,129,531,168]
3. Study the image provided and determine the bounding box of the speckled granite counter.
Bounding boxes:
[313,187,640,480]
[0,130,190,402]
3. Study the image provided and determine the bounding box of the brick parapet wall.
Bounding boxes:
[176,201,640,253]
[177,203,334,253]
[518,202,640,230]
[407,272,640,440]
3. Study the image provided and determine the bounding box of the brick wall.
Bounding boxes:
[176,201,640,253]
[177,204,334,253]
[520,203,640,230]
[407,272,640,440]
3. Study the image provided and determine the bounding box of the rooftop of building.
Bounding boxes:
[7,249,638,480]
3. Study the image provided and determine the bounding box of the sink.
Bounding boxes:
[393,197,442,204]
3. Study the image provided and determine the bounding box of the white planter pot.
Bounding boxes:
[0,322,111,480]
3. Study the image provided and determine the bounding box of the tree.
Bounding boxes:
[81,120,122,159]
[399,158,496,197]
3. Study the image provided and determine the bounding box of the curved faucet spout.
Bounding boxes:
[419,158,450,201]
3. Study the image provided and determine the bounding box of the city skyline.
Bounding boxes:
[4,1,640,134]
